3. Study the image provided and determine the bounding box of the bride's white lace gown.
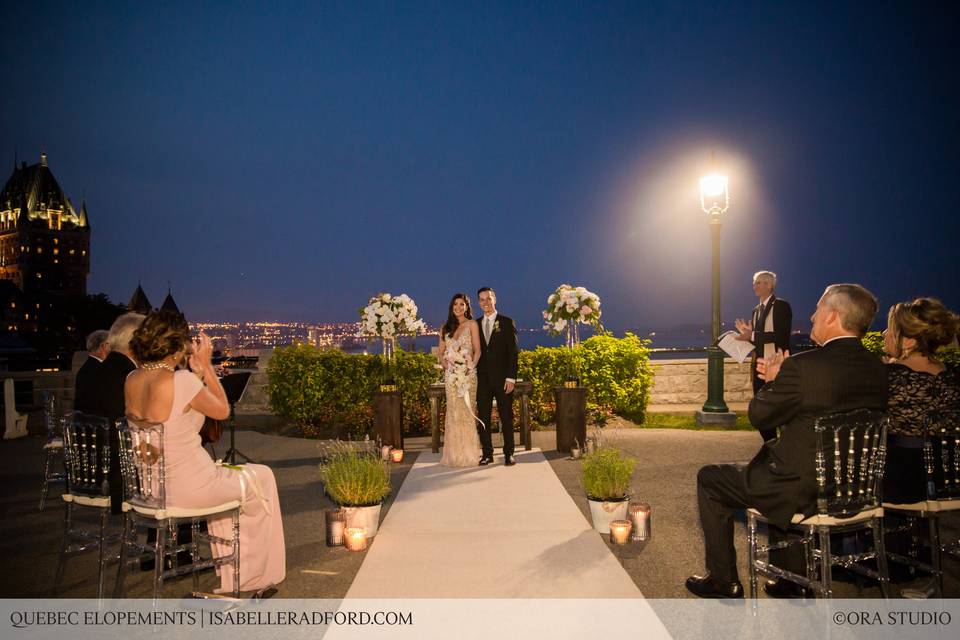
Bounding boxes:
[440,330,481,467]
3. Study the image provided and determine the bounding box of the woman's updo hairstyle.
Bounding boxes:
[887,297,959,360]
[130,310,191,364]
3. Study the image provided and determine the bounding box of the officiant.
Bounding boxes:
[734,270,792,442]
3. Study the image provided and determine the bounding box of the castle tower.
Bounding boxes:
[0,153,91,296]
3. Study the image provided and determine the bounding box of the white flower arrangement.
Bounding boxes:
[359,292,427,340]
[542,284,602,335]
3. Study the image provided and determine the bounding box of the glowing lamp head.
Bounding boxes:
[699,172,729,216]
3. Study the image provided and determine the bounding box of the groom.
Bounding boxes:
[476,287,519,466]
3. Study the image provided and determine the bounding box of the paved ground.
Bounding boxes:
[1,419,956,599]
[346,449,642,598]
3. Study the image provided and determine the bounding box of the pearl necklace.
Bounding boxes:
[140,361,175,372]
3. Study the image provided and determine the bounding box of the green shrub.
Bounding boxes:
[518,333,653,426]
[267,343,438,439]
[580,446,635,500]
[319,445,391,506]
[861,331,960,366]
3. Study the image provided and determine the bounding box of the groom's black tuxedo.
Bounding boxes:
[476,314,519,458]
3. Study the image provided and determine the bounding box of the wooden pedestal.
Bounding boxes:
[373,390,403,448]
[554,386,586,453]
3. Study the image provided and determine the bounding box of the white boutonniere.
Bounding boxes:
[493,320,501,333]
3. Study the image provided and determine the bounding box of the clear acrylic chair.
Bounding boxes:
[883,410,960,598]
[54,411,115,600]
[747,408,891,599]
[114,417,240,600]
[39,391,66,511]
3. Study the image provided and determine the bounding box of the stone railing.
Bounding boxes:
[649,357,753,405]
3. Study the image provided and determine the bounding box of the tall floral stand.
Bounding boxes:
[554,383,586,454]
[373,390,403,450]
[374,338,403,449]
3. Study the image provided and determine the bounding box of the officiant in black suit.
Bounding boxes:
[475,287,519,466]
[686,284,887,599]
[735,270,792,442]
[74,330,110,414]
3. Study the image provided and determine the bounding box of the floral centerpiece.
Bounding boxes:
[542,284,602,348]
[359,293,427,363]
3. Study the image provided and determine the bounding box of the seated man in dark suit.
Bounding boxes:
[92,313,144,514]
[686,283,888,598]
[74,330,110,414]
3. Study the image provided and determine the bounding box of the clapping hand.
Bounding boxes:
[734,318,753,341]
[757,349,789,382]
[188,333,213,373]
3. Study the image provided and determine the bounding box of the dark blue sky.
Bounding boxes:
[3,1,958,332]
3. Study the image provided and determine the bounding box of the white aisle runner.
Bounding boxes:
[327,449,670,639]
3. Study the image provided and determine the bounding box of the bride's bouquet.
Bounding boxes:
[542,284,603,335]
[443,338,484,428]
[359,293,427,340]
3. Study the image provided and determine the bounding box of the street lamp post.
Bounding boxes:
[696,165,736,426]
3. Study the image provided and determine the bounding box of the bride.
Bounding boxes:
[438,293,482,467]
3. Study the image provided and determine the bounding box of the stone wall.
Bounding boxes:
[234,349,273,415]
[649,357,753,405]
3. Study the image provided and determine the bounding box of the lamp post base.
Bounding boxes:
[695,410,737,428]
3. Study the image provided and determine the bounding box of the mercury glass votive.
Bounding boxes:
[609,520,632,545]
[325,509,346,547]
[381,445,392,461]
[390,448,404,463]
[629,503,651,541]
[344,527,368,552]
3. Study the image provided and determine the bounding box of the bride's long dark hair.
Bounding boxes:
[442,293,473,338]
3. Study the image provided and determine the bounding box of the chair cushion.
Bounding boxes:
[748,506,884,525]
[63,493,111,508]
[122,500,241,519]
[884,499,960,513]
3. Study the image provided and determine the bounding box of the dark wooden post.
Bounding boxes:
[427,383,444,453]
[554,385,586,453]
[373,390,403,449]
[513,380,533,451]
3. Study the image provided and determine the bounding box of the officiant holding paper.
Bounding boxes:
[735,271,792,442]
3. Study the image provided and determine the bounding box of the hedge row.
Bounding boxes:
[267,333,654,438]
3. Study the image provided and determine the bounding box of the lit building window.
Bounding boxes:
[37,247,42,254]
[53,248,58,255]
[53,238,58,245]
[69,249,75,255]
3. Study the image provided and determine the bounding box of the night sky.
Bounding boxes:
[3,2,958,333]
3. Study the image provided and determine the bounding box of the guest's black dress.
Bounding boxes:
[883,363,960,504]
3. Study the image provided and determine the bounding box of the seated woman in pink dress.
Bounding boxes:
[125,310,285,593]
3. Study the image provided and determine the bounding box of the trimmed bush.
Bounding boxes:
[518,333,654,426]
[267,344,437,439]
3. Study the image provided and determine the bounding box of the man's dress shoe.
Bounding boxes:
[479,456,493,466]
[504,455,516,466]
[764,578,814,599]
[685,574,744,599]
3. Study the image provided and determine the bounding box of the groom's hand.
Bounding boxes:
[504,380,515,394]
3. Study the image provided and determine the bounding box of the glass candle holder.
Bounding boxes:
[325,509,346,547]
[390,449,404,463]
[570,447,581,460]
[629,503,651,541]
[344,527,367,552]
[381,445,391,461]
[609,519,632,545]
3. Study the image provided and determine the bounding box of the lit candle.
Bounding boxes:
[390,448,404,463]
[344,527,367,552]
[609,520,632,545]
[381,445,391,461]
